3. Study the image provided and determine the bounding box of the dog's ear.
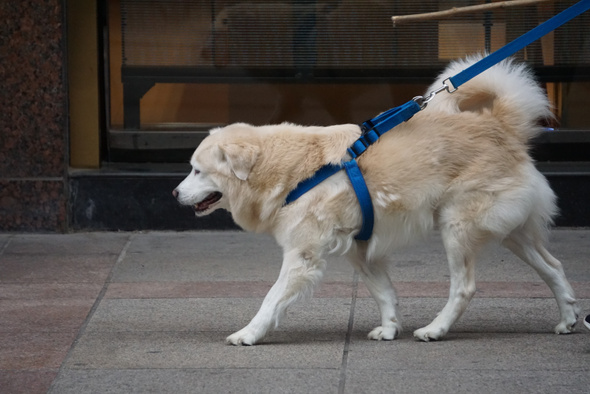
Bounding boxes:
[218,142,260,181]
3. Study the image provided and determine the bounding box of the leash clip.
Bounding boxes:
[412,79,457,110]
[442,78,457,93]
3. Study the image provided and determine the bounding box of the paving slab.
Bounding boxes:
[104,280,357,299]
[65,297,351,371]
[0,232,130,394]
[0,299,97,332]
[124,231,269,254]
[50,368,341,394]
[115,230,589,283]
[0,254,118,283]
[353,298,590,336]
[114,232,355,282]
[0,369,58,394]
[345,331,589,374]
[0,283,103,300]
[346,297,590,394]
[65,331,346,370]
[3,232,130,255]
[83,298,352,334]
[384,230,589,282]
[345,369,590,394]
[358,280,590,299]
[0,331,78,370]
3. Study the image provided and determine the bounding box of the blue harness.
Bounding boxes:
[284,0,590,241]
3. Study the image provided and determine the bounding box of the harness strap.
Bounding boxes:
[283,160,374,241]
[349,100,422,159]
[343,160,374,241]
[284,163,343,205]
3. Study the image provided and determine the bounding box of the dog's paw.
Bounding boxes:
[226,328,258,346]
[413,325,446,342]
[554,320,577,334]
[368,324,400,341]
[555,307,579,334]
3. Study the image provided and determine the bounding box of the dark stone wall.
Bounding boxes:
[0,1,68,232]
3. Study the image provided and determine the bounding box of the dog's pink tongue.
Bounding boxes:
[195,192,222,212]
[196,201,209,211]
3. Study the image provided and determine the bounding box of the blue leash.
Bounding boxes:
[284,0,590,241]
[448,0,590,91]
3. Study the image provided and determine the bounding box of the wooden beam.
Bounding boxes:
[392,0,552,26]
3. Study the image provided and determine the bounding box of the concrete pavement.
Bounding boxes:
[1,229,589,393]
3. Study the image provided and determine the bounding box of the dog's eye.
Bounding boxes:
[194,169,200,175]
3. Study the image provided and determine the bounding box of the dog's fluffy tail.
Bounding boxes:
[426,54,553,142]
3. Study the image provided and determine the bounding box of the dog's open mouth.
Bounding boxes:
[194,192,223,213]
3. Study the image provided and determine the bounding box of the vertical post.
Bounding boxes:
[67,0,101,168]
[293,0,317,78]
[122,79,154,130]
[484,0,493,53]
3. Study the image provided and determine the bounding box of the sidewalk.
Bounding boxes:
[1,230,589,394]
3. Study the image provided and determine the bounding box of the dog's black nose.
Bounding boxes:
[172,189,178,198]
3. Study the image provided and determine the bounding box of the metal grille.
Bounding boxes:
[121,0,590,70]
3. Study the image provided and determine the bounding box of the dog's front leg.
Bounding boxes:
[347,250,402,340]
[226,249,326,345]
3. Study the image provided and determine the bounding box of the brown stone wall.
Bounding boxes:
[0,1,68,231]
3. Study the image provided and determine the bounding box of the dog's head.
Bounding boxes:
[173,124,262,217]
[174,122,361,231]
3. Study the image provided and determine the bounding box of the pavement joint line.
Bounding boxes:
[338,272,358,394]
[0,235,13,255]
[47,233,135,394]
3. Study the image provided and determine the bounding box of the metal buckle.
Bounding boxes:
[360,123,373,135]
[413,79,458,110]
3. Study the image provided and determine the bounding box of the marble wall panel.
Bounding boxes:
[0,1,68,231]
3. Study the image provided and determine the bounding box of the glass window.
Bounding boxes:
[105,0,590,162]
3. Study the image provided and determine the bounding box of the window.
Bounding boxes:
[104,0,590,162]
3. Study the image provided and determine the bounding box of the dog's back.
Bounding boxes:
[358,56,556,245]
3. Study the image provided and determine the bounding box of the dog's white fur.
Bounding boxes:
[174,56,579,345]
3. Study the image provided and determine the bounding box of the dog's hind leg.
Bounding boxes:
[226,248,326,345]
[349,251,401,340]
[414,224,481,341]
[502,230,579,333]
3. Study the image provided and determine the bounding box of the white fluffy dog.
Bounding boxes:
[173,56,579,345]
